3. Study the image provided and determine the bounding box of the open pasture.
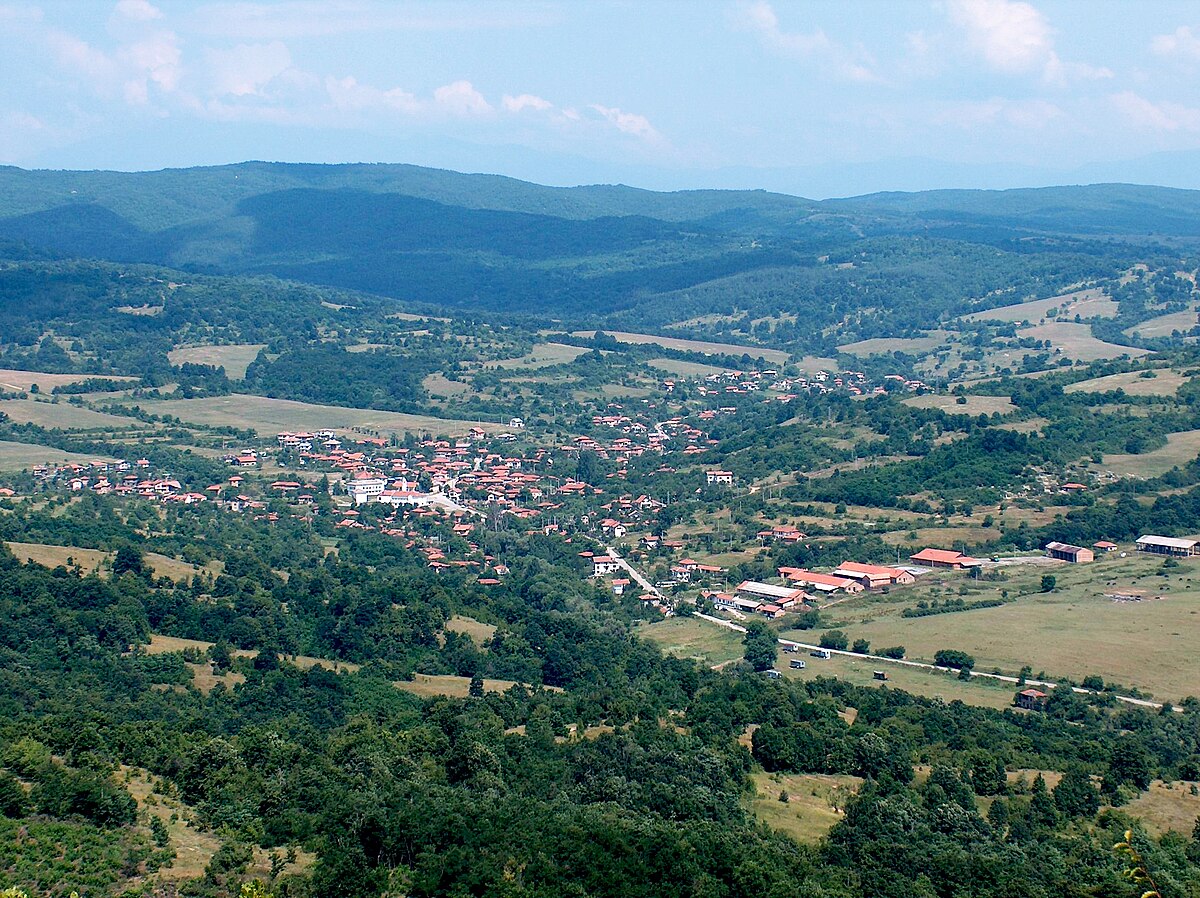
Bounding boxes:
[748,771,862,843]
[0,439,115,471]
[490,342,590,369]
[647,357,733,378]
[824,552,1200,702]
[395,673,525,698]
[961,288,1117,324]
[120,394,502,438]
[1126,309,1199,339]
[1021,321,1150,362]
[1100,428,1200,477]
[572,330,791,364]
[168,344,267,379]
[0,398,140,429]
[1064,368,1187,397]
[0,368,135,392]
[840,332,950,356]
[902,394,1015,415]
[7,544,225,582]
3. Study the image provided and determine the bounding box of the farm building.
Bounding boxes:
[831,561,916,588]
[1044,541,1094,563]
[1093,540,1118,553]
[1136,535,1200,557]
[909,548,981,569]
[734,580,808,607]
[1015,688,1048,711]
[777,567,864,594]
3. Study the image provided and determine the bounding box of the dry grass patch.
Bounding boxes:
[647,358,732,378]
[902,394,1015,415]
[0,440,117,471]
[748,771,862,843]
[121,394,503,439]
[637,616,746,667]
[445,615,498,644]
[1065,369,1188,397]
[1100,429,1200,478]
[422,373,472,397]
[1123,779,1200,836]
[0,368,136,392]
[840,332,950,356]
[572,330,791,365]
[962,288,1117,324]
[0,399,140,429]
[490,342,590,370]
[167,344,267,380]
[1021,321,1149,363]
[1126,309,1200,340]
[5,542,221,582]
[395,673,525,698]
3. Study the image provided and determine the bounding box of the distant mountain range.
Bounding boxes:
[0,162,1194,332]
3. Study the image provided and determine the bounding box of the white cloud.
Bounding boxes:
[189,1,561,40]
[1152,25,1200,59]
[1111,90,1200,132]
[433,80,492,116]
[48,31,119,82]
[113,0,163,22]
[947,0,1110,84]
[206,41,291,96]
[742,0,879,83]
[589,104,661,141]
[119,31,182,102]
[325,75,421,114]
[502,93,553,113]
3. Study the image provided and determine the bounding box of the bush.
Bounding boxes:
[819,630,849,651]
[877,646,905,659]
[934,649,975,670]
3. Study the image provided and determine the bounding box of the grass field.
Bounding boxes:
[1064,369,1187,397]
[839,332,950,356]
[395,673,523,697]
[1123,779,1200,836]
[748,771,862,842]
[637,616,746,666]
[0,398,140,429]
[646,357,733,378]
[167,344,266,379]
[490,342,590,369]
[422,373,472,398]
[1099,428,1200,477]
[0,368,136,391]
[823,552,1200,701]
[902,394,1015,415]
[445,614,498,644]
[0,439,114,471]
[572,330,792,365]
[961,288,1117,324]
[1021,321,1150,363]
[777,644,1021,710]
[1126,309,1200,339]
[119,394,502,438]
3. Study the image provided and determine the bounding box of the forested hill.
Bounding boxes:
[0,162,1197,333]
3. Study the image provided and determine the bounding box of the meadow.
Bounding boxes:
[0,439,114,471]
[960,288,1117,324]
[167,343,267,379]
[1064,368,1188,396]
[0,368,135,391]
[571,330,792,364]
[0,398,142,429]
[820,551,1200,702]
[902,394,1016,415]
[117,394,502,438]
[1098,428,1200,477]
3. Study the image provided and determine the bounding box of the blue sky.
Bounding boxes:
[3,0,1200,196]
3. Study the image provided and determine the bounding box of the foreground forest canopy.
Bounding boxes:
[4,163,1200,898]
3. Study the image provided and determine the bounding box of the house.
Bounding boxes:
[591,555,622,577]
[1044,541,1094,563]
[778,567,863,594]
[347,473,387,505]
[705,470,734,485]
[611,578,630,596]
[1093,540,1118,553]
[1015,688,1047,711]
[758,524,805,543]
[909,548,981,569]
[711,592,764,614]
[832,561,915,588]
[1135,535,1200,557]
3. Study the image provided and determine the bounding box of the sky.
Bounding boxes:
[3,0,1200,197]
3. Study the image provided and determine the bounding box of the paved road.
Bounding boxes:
[689,614,1168,711]
[602,543,662,598]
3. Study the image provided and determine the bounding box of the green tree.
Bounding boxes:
[743,620,778,671]
[1053,765,1100,817]
[819,630,848,651]
[851,638,870,654]
[1040,574,1056,592]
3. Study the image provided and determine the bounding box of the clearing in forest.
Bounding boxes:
[168,344,267,379]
